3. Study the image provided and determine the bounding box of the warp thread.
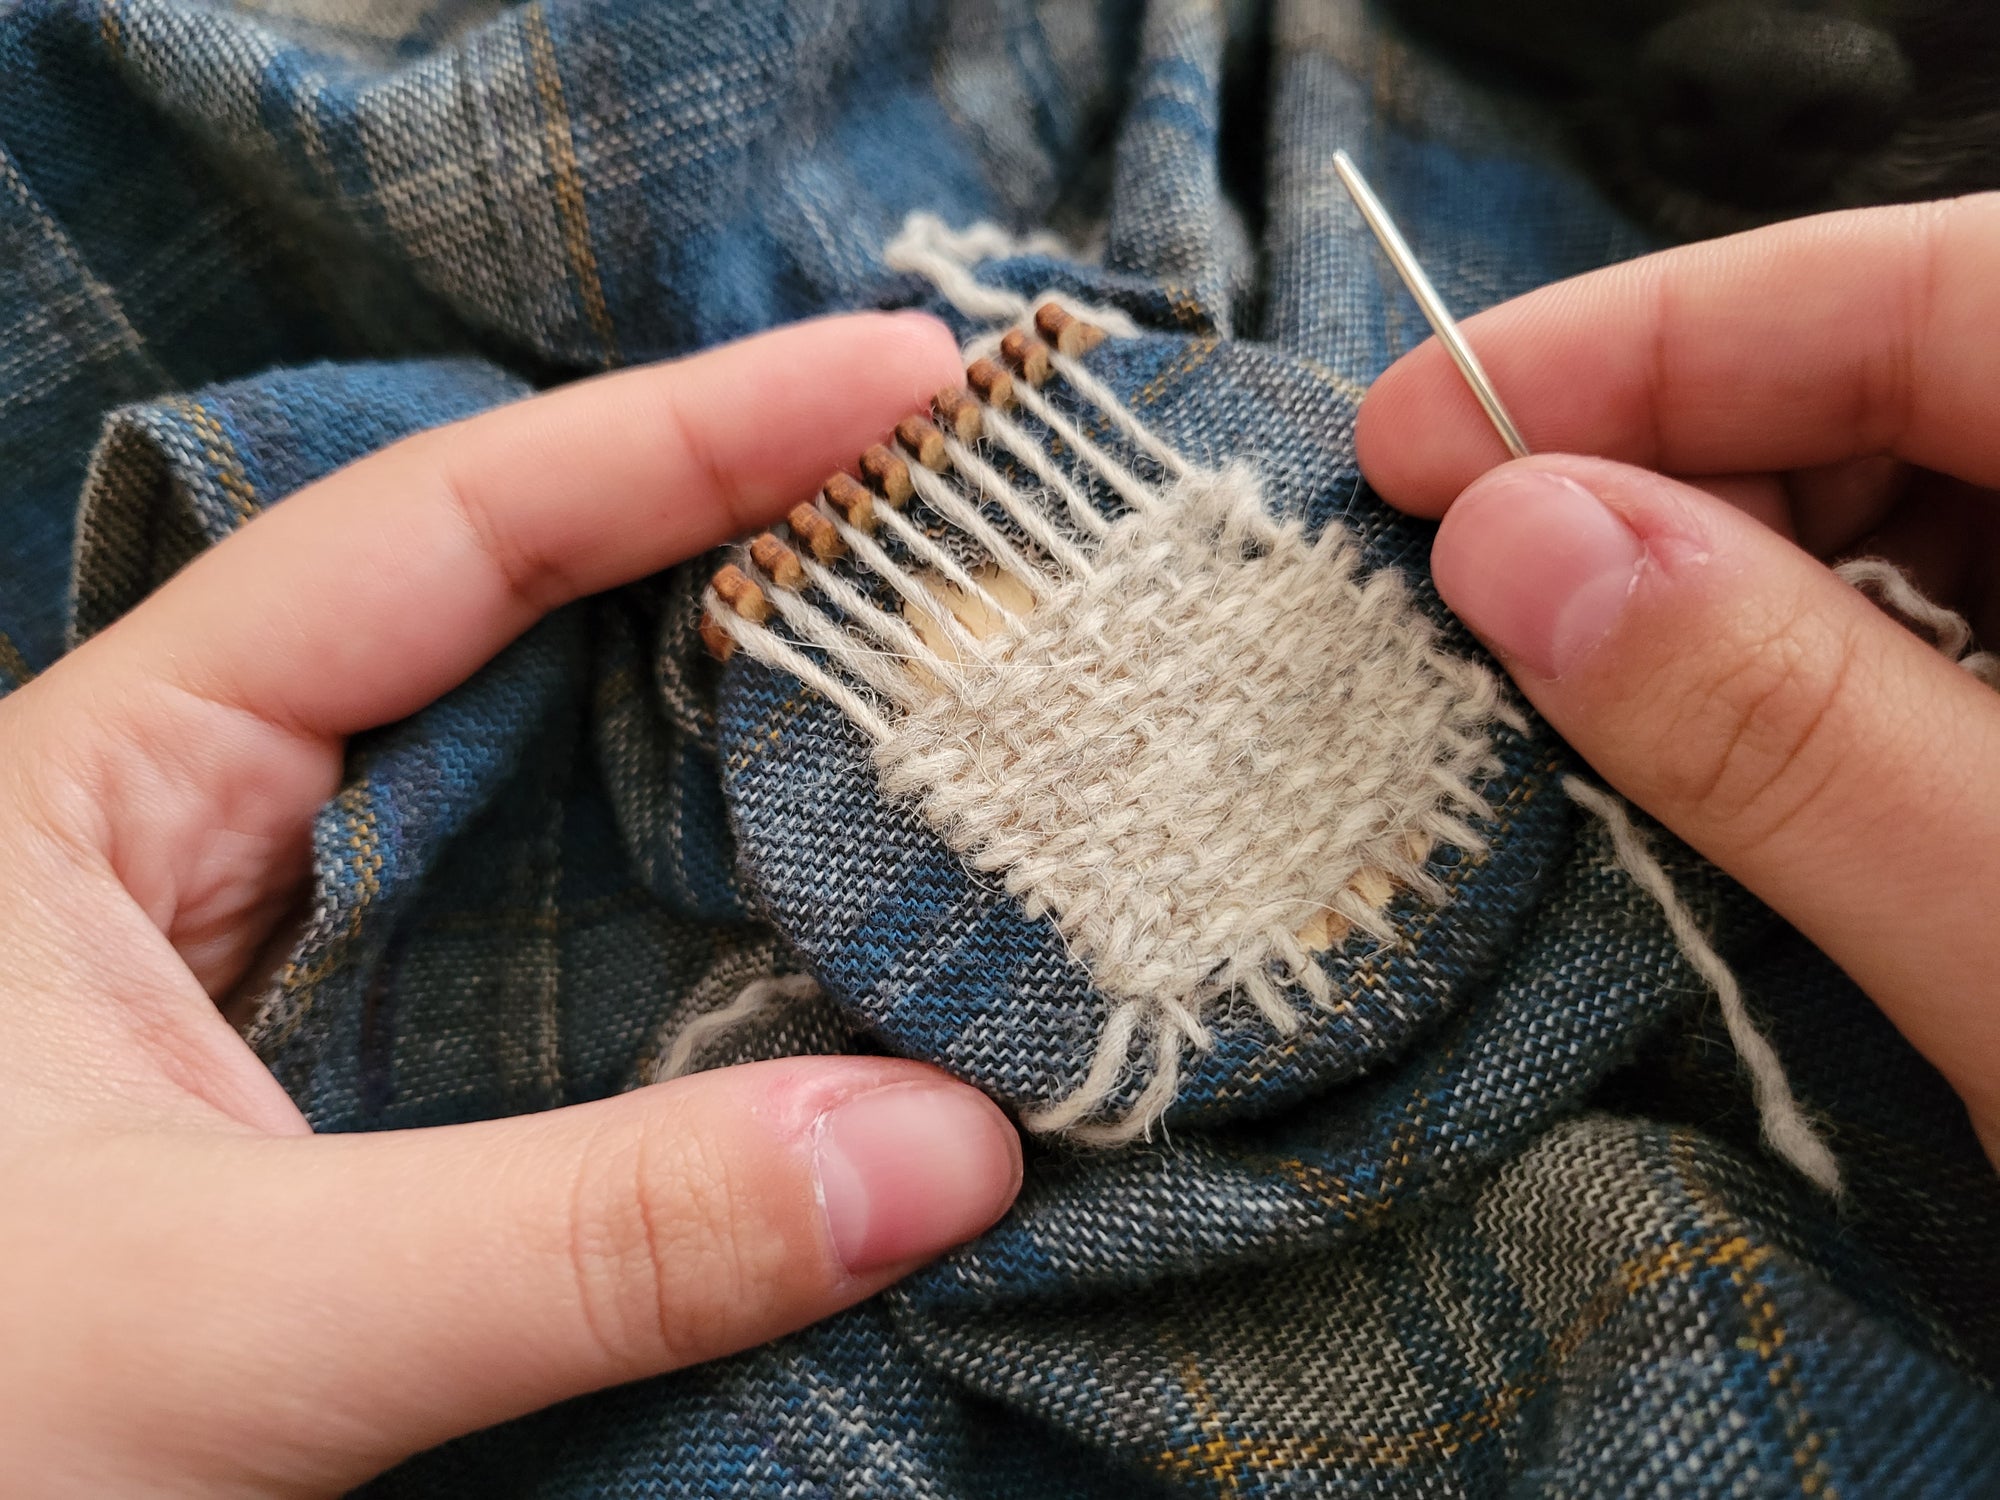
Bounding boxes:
[1563,775,1842,1196]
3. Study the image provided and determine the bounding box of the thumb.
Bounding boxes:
[15,1057,1019,1494]
[1420,456,2000,1147]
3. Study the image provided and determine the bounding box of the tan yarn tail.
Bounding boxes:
[1563,776,1841,1196]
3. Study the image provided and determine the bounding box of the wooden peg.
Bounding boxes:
[748,532,805,590]
[895,415,948,471]
[698,609,735,661]
[859,443,914,506]
[786,502,845,562]
[1033,302,1106,356]
[822,471,876,530]
[966,357,1014,407]
[711,563,771,623]
[933,386,983,443]
[1000,328,1054,385]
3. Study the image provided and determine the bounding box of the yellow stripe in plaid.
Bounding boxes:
[1153,1232,1832,1488]
[169,398,259,527]
[524,3,619,368]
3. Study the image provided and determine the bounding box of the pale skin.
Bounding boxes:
[1359,194,2000,1164]
[3,200,1998,1493]
[0,311,1022,1497]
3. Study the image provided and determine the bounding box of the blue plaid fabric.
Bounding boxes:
[6,0,2000,1493]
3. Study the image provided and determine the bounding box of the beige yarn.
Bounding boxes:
[710,447,1509,1143]
[1564,776,1840,1195]
[874,465,1506,1138]
[1835,556,2000,689]
[699,215,1517,1143]
[882,213,1143,343]
[653,972,825,1084]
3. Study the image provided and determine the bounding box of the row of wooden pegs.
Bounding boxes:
[700,302,1108,661]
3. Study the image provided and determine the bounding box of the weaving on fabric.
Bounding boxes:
[5,0,2000,1493]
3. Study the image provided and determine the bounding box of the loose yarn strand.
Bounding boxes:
[909,451,1094,582]
[762,574,937,709]
[972,404,1114,537]
[1046,353,1189,478]
[882,214,1140,337]
[657,973,825,1081]
[1021,999,1145,1136]
[883,213,1043,323]
[1836,556,2000,689]
[870,504,1017,623]
[1006,380,1166,516]
[1563,776,1841,1195]
[801,542,985,669]
[901,461,1062,599]
[1064,1019,1187,1149]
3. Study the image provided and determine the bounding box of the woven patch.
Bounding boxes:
[880,463,1497,1010]
[703,301,1509,1142]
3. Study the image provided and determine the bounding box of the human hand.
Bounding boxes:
[1358,197,2000,1164]
[0,313,1021,1496]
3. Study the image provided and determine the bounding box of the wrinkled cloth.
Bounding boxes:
[5,0,2000,1494]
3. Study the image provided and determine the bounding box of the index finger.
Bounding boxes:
[85,311,963,742]
[1357,195,2000,515]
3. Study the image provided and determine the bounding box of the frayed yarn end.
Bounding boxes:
[653,973,825,1083]
[1563,776,1842,1196]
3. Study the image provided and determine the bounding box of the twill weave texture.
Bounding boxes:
[3,0,1997,1494]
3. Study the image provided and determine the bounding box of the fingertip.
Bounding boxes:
[1420,453,2000,1118]
[877,308,967,394]
[813,1075,1021,1275]
[648,312,964,533]
[1431,459,1650,680]
[1351,360,1409,504]
[645,1053,1022,1279]
[1356,339,1516,518]
[777,309,963,417]
[208,1055,1023,1471]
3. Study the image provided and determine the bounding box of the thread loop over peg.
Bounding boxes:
[966,357,1014,407]
[1033,302,1106,357]
[1000,329,1054,386]
[896,415,949,470]
[933,386,983,442]
[787,502,845,562]
[749,533,806,590]
[822,471,877,530]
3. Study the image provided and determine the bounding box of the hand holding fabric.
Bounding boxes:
[0,312,1021,1496]
[1359,198,2000,1164]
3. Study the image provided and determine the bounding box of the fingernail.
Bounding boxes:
[814,1082,1021,1274]
[1434,468,1645,679]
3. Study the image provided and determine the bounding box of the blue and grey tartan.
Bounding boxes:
[5,0,2000,1493]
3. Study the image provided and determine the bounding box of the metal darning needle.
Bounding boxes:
[1332,149,1531,461]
